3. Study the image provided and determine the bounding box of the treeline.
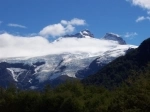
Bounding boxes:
[0,81,112,112]
[0,72,150,112]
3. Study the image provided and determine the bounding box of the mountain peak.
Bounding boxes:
[105,33,120,38]
[103,33,126,45]
[138,38,150,62]
[64,29,94,38]
[80,29,94,38]
[138,38,150,52]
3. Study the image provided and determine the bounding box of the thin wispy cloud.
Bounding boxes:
[8,23,27,28]
[39,18,86,38]
[61,18,86,26]
[124,32,138,39]
[136,16,150,22]
[147,11,150,15]
[0,21,2,25]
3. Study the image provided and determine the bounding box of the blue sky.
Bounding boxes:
[0,0,150,45]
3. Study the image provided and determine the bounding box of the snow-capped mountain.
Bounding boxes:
[64,29,94,38]
[0,30,137,89]
[103,33,126,45]
[76,45,135,78]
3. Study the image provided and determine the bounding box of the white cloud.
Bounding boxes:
[8,23,27,28]
[39,23,66,37]
[60,20,68,25]
[127,0,150,10]
[136,16,145,22]
[39,18,86,38]
[65,24,75,33]
[61,18,86,26]
[0,32,120,58]
[69,18,86,25]
[136,16,150,22]
[124,32,138,39]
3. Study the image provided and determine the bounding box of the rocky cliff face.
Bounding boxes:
[103,33,126,45]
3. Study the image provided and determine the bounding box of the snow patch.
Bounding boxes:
[83,31,88,34]
[6,68,26,82]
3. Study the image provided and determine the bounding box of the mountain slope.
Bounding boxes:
[76,45,135,79]
[103,33,126,45]
[82,38,150,88]
[0,30,137,89]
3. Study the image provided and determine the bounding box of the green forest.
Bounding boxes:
[0,71,150,112]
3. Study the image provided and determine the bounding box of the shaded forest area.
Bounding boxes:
[0,69,150,112]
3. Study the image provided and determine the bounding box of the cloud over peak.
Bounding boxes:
[39,18,86,38]
[0,32,123,59]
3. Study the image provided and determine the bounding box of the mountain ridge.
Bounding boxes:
[82,38,150,88]
[103,33,126,45]
[63,29,94,38]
